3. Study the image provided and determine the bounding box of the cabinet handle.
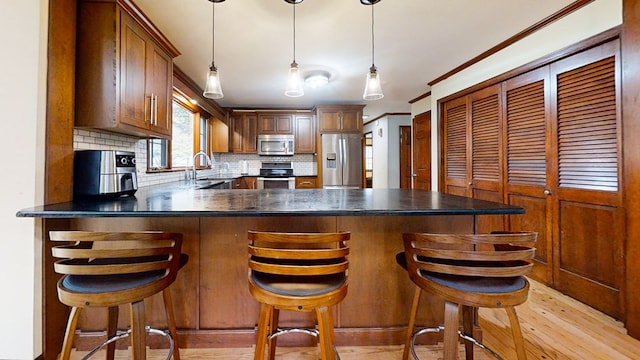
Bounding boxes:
[468,181,473,186]
[300,181,312,185]
[544,189,552,196]
[151,94,158,126]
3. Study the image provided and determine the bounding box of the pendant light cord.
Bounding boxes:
[292,3,297,64]
[211,3,216,69]
[371,3,375,68]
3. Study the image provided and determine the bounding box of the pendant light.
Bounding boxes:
[203,0,225,99]
[284,0,304,97]
[362,0,384,101]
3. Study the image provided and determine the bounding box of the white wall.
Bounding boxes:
[363,114,411,188]
[424,0,622,190]
[0,0,47,358]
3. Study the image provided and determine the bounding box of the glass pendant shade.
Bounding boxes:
[285,61,304,97]
[363,66,384,100]
[203,65,223,99]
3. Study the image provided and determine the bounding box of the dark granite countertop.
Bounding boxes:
[16,181,523,218]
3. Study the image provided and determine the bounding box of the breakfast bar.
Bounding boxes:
[18,186,523,350]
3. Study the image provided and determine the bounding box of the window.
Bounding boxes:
[171,101,195,168]
[147,92,212,171]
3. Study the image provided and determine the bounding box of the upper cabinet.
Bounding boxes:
[75,0,180,138]
[258,114,293,135]
[315,105,365,133]
[230,112,258,153]
[294,114,316,154]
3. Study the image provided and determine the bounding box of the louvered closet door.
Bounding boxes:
[550,40,624,319]
[503,67,553,285]
[469,84,503,233]
[443,96,469,196]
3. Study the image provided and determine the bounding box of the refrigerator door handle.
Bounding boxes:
[340,137,347,184]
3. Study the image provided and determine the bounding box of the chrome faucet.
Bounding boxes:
[192,151,211,180]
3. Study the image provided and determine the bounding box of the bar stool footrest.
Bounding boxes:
[409,326,503,360]
[267,327,341,360]
[80,326,174,360]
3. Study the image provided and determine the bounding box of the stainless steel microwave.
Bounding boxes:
[257,134,294,156]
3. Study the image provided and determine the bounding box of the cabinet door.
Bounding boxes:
[442,96,469,196]
[550,40,624,319]
[120,11,149,130]
[231,115,243,153]
[258,114,293,134]
[318,110,341,132]
[341,109,362,132]
[503,67,553,285]
[469,84,504,233]
[243,114,258,153]
[147,44,173,136]
[294,115,316,153]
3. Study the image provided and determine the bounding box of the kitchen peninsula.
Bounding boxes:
[18,187,523,350]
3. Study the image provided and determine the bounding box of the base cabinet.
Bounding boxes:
[68,214,474,349]
[295,176,317,189]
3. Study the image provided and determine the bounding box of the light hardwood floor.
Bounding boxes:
[70,279,640,359]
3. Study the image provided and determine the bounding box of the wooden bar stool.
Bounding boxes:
[247,231,350,360]
[401,232,537,360]
[50,231,185,360]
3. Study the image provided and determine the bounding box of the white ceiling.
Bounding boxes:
[134,0,575,119]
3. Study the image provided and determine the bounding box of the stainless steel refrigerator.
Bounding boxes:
[321,133,362,189]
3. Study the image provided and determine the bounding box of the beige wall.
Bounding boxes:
[422,0,622,190]
[0,0,47,358]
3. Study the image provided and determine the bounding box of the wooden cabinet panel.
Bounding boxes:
[295,176,317,189]
[258,114,293,134]
[147,45,173,136]
[469,84,503,233]
[75,0,179,138]
[316,105,364,133]
[294,115,316,153]
[550,40,623,319]
[211,116,229,153]
[120,13,148,130]
[231,113,257,153]
[442,96,469,195]
[503,67,553,285]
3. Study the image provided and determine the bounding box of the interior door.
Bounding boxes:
[503,67,553,285]
[400,126,412,188]
[412,111,431,190]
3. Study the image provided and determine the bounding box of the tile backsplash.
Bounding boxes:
[74,129,317,188]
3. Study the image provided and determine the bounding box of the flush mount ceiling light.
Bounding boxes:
[284,0,304,97]
[304,72,330,88]
[203,0,225,99]
[362,0,384,101]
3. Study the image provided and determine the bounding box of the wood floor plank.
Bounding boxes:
[69,279,640,360]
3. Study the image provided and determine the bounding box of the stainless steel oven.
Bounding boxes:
[256,177,296,189]
[257,162,296,189]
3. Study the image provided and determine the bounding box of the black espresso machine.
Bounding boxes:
[73,150,138,198]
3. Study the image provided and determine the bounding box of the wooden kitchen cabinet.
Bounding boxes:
[258,114,293,134]
[75,0,179,138]
[295,176,317,189]
[315,105,365,133]
[230,113,257,153]
[294,114,316,153]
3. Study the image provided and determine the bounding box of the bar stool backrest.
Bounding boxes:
[248,231,350,278]
[50,231,183,307]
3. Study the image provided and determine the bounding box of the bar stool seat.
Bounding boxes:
[50,231,185,360]
[247,231,350,360]
[399,232,537,360]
